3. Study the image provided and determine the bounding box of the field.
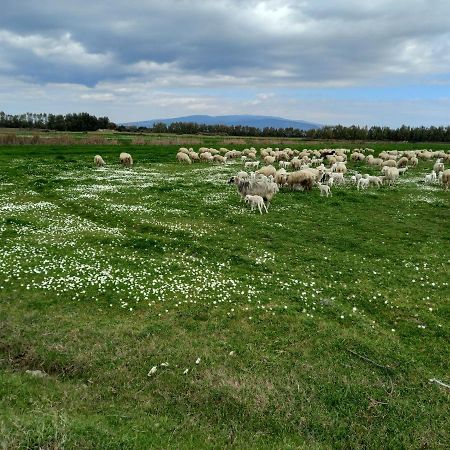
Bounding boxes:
[0,141,449,449]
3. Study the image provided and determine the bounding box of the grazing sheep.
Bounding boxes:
[366,155,383,166]
[382,167,400,185]
[213,155,227,164]
[257,165,277,178]
[398,167,408,175]
[264,156,276,165]
[200,152,213,162]
[410,156,419,167]
[176,152,192,164]
[397,157,409,168]
[382,160,397,168]
[119,152,133,167]
[317,183,332,197]
[178,147,190,155]
[189,151,199,162]
[286,170,315,191]
[94,155,105,167]
[441,169,450,190]
[245,195,268,214]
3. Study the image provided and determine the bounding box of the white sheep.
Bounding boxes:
[245,195,268,214]
[329,172,345,185]
[245,161,260,169]
[425,171,437,184]
[176,152,192,164]
[94,155,105,167]
[119,152,133,167]
[317,183,332,197]
[357,178,370,190]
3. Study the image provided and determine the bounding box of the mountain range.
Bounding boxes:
[122,115,322,130]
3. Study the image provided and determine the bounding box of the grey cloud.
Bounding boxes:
[1,0,450,87]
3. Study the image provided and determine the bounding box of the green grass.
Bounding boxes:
[0,143,449,449]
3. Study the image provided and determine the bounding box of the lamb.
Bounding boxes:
[317,183,332,197]
[176,152,192,164]
[425,171,437,184]
[441,169,450,190]
[329,172,345,185]
[357,178,370,190]
[398,167,408,175]
[279,161,291,169]
[119,152,133,167]
[94,155,105,167]
[230,175,279,205]
[245,195,268,214]
[245,161,260,169]
[366,175,383,187]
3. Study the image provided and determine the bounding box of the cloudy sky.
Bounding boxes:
[1,0,450,126]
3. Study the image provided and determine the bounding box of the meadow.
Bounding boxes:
[0,140,449,449]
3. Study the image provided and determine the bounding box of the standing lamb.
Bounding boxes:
[317,183,332,197]
[441,169,450,190]
[245,195,268,214]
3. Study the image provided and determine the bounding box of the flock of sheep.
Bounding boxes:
[92,147,449,215]
[175,146,450,214]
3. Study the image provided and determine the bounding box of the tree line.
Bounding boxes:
[0,111,113,132]
[2,111,450,141]
[120,121,450,142]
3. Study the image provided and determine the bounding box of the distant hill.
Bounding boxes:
[122,115,321,130]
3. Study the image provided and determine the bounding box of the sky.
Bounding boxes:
[1,0,450,127]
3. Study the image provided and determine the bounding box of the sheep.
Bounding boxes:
[357,178,370,190]
[433,161,445,173]
[264,156,276,165]
[382,167,400,185]
[119,152,133,167]
[200,152,213,162]
[286,170,315,191]
[245,161,260,170]
[382,160,397,168]
[274,168,288,186]
[291,158,303,170]
[329,172,345,185]
[366,175,383,187]
[425,171,437,184]
[189,151,200,162]
[317,183,332,197]
[407,156,418,167]
[366,155,383,166]
[94,155,105,167]
[397,157,409,168]
[398,167,408,175]
[441,169,450,190]
[256,165,277,178]
[279,161,291,169]
[176,152,192,164]
[332,162,347,174]
[245,195,268,214]
[178,147,190,155]
[213,155,227,164]
[231,176,279,206]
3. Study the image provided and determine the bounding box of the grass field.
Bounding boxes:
[0,142,449,449]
